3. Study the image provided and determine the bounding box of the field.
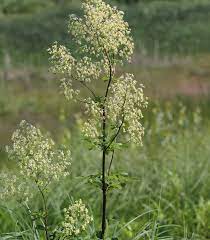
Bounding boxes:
[0,0,210,239]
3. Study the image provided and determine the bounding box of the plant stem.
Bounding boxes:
[108,151,115,176]
[100,53,113,239]
[37,185,49,240]
[101,105,107,239]
[25,203,39,240]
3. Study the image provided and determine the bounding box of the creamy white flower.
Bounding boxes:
[0,173,17,200]
[48,0,147,148]
[61,199,93,237]
[48,42,75,75]
[0,172,32,201]
[48,0,134,100]
[83,74,148,146]
[6,120,71,189]
[108,73,148,145]
[69,0,134,62]
[82,99,102,144]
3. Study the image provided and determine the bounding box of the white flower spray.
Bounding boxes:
[48,0,148,238]
[1,120,72,240]
[62,199,93,237]
[6,120,71,190]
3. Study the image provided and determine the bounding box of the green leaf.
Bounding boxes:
[36,224,45,231]
[96,230,102,238]
[94,96,104,103]
[82,136,101,150]
[108,142,129,151]
[102,76,108,82]
[0,232,26,239]
[86,173,102,189]
[107,172,132,191]
[31,211,44,220]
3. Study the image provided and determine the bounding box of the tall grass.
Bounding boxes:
[1,99,209,239]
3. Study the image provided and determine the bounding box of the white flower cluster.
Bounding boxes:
[69,0,134,61]
[108,73,148,144]
[0,173,17,200]
[48,43,101,100]
[62,199,93,237]
[83,74,148,146]
[48,43,77,100]
[83,99,102,141]
[5,120,71,192]
[48,43,75,75]
[0,172,31,201]
[75,57,101,83]
[48,0,148,148]
[48,43,102,82]
[48,0,134,100]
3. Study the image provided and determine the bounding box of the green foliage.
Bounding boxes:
[106,172,132,191]
[1,0,210,65]
[0,0,55,14]
[86,172,132,191]
[125,0,210,55]
[1,97,209,239]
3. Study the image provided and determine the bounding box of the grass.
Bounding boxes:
[0,87,210,238]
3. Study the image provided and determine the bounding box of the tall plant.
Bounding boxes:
[0,121,92,239]
[48,0,147,238]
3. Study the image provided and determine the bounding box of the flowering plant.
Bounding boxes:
[56,199,93,238]
[0,0,147,239]
[1,120,92,239]
[49,0,147,238]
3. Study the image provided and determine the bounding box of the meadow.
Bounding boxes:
[0,0,210,239]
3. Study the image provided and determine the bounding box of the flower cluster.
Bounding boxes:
[0,172,31,201]
[48,43,101,100]
[82,99,102,142]
[69,0,134,62]
[5,120,71,190]
[108,73,148,145]
[48,0,147,148]
[0,173,17,200]
[83,74,148,146]
[48,0,134,100]
[48,43,77,100]
[48,43,75,75]
[61,199,93,237]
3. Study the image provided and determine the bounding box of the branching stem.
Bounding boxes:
[100,50,113,239]
[108,150,115,176]
[79,80,97,99]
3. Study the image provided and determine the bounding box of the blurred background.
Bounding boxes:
[0,0,210,238]
[1,0,210,144]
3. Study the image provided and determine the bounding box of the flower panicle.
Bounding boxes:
[1,120,72,201]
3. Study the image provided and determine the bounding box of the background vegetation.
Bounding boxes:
[0,0,209,239]
[1,0,210,64]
